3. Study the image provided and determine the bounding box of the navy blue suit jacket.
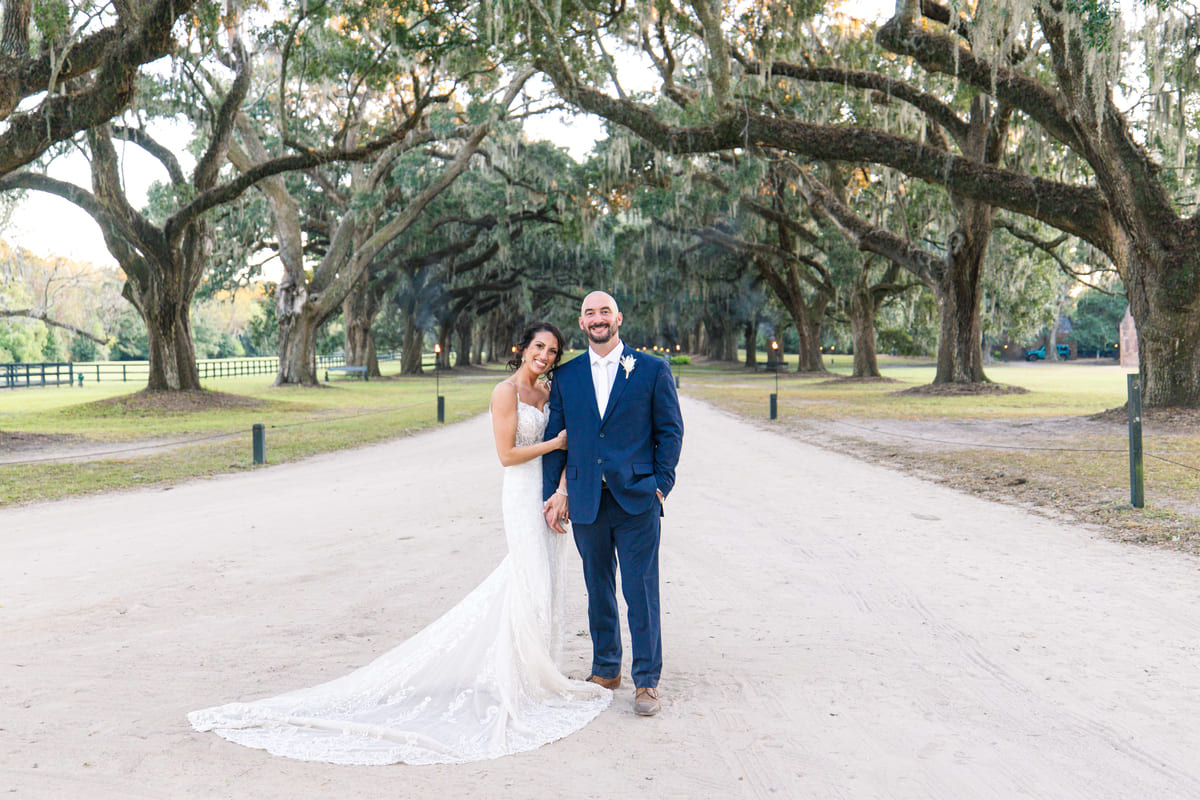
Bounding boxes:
[542,345,684,526]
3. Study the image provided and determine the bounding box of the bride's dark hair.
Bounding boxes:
[508,321,565,372]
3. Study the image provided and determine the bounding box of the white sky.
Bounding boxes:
[1,0,892,270]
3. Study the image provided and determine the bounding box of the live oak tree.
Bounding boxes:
[227,0,534,385]
[0,0,527,389]
[422,138,588,367]
[510,1,1013,383]
[0,25,254,390]
[606,123,918,375]
[672,154,922,375]
[333,133,571,376]
[647,233,766,363]
[0,0,199,357]
[505,0,1200,406]
[347,203,562,376]
[555,130,768,363]
[0,5,421,390]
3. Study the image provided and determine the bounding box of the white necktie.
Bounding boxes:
[594,357,615,416]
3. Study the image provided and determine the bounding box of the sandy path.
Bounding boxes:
[3,397,1200,799]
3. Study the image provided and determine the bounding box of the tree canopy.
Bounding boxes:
[4,0,1200,408]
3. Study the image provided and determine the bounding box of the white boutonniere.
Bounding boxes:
[620,354,637,378]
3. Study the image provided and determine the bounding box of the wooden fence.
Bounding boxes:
[1,353,399,389]
[1,361,75,389]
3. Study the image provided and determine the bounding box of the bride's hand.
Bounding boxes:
[551,429,567,450]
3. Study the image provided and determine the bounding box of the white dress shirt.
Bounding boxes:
[590,341,623,417]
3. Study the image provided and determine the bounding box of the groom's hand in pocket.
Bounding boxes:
[544,494,570,534]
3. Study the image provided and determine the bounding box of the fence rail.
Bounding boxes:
[1,361,75,389]
[1,353,399,389]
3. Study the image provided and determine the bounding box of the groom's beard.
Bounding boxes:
[586,323,616,344]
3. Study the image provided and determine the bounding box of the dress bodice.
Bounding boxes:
[515,399,549,448]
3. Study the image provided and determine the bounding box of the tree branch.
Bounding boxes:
[876,12,1082,153]
[737,58,971,147]
[193,36,251,192]
[312,69,537,310]
[796,170,944,288]
[0,308,110,344]
[0,169,144,250]
[109,125,186,185]
[536,68,1113,249]
[994,219,1121,293]
[0,0,198,175]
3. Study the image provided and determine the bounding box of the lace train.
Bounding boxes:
[188,401,609,765]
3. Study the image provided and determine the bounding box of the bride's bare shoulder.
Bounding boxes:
[491,379,518,408]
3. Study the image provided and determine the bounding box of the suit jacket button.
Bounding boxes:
[599,432,606,438]
[596,458,602,464]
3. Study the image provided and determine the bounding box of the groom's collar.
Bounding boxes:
[588,339,624,364]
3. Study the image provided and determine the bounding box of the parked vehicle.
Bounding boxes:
[1025,344,1071,361]
[1076,344,1120,358]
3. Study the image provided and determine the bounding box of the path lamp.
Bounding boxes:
[769,340,779,420]
[434,343,445,423]
[674,344,682,388]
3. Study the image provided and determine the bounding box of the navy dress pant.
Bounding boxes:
[571,488,662,689]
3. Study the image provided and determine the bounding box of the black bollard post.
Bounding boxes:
[252,423,265,465]
[1127,374,1144,508]
[434,345,442,422]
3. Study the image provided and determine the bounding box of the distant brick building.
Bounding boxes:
[1119,306,1138,368]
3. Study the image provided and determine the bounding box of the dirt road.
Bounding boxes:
[3,397,1199,798]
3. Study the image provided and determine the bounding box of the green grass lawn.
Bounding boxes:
[680,356,1200,555]
[678,357,1131,421]
[0,361,503,506]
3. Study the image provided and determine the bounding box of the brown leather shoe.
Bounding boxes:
[634,687,660,716]
[587,674,621,690]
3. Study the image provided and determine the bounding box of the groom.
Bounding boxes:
[542,291,683,716]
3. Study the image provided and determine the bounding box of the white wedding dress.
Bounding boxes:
[188,400,611,765]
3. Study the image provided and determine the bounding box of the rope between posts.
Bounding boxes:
[264,401,429,431]
[1144,453,1200,473]
[0,400,439,467]
[2,430,246,465]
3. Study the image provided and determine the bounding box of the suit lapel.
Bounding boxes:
[601,345,633,424]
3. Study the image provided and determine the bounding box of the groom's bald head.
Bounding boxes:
[580,291,619,316]
[579,291,622,349]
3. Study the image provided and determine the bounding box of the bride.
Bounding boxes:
[188,322,611,765]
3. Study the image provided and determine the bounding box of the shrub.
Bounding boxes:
[877,328,925,356]
[69,334,99,362]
